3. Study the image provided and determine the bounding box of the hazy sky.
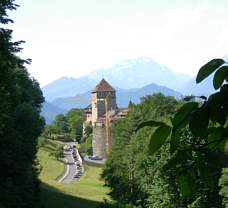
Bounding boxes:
[8,0,228,86]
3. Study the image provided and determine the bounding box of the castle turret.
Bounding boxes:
[91,79,117,125]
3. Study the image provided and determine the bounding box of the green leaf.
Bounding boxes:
[189,108,209,137]
[148,124,171,155]
[225,75,228,82]
[197,162,214,190]
[176,169,197,198]
[215,108,227,125]
[213,66,228,89]
[220,84,228,93]
[203,150,221,168]
[196,58,225,83]
[208,127,228,150]
[172,102,198,128]
[170,130,180,154]
[163,150,190,170]
[208,92,227,125]
[136,120,166,131]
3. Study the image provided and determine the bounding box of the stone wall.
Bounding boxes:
[92,121,115,158]
[92,122,106,158]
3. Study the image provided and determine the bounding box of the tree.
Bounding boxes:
[52,113,69,134]
[79,135,93,155]
[44,109,83,141]
[84,125,93,136]
[102,94,181,207]
[66,108,83,140]
[49,145,64,161]
[137,58,228,203]
[0,1,45,207]
[42,124,60,139]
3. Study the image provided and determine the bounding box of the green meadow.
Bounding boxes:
[37,139,110,208]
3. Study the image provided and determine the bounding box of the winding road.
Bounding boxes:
[58,142,82,184]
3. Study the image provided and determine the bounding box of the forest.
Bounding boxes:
[101,61,228,207]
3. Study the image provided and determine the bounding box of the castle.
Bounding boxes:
[83,79,128,158]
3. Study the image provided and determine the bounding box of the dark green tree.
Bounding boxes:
[102,94,181,207]
[0,1,45,207]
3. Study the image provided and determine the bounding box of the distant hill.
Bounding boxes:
[52,92,92,111]
[50,82,182,112]
[180,74,216,97]
[41,57,191,101]
[42,76,97,101]
[116,83,182,107]
[41,102,67,125]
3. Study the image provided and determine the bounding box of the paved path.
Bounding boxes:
[58,142,82,184]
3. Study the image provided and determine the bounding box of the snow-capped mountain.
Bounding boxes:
[85,56,191,90]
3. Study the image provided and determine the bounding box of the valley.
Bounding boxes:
[38,139,110,208]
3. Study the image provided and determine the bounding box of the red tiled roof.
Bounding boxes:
[96,118,122,121]
[92,79,115,93]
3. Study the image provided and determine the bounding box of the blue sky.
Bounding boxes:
[8,0,228,86]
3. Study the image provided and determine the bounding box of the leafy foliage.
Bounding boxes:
[96,199,140,208]
[219,168,228,207]
[66,108,83,139]
[52,113,69,134]
[148,124,171,155]
[0,1,45,207]
[37,137,48,148]
[136,58,228,203]
[196,59,225,83]
[79,135,93,155]
[84,125,93,136]
[42,108,83,141]
[49,144,64,160]
[102,94,182,207]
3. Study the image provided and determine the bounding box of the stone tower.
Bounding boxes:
[91,78,117,126]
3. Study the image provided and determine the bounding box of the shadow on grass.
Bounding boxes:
[41,146,56,152]
[40,182,100,208]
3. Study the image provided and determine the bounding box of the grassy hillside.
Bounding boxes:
[37,139,110,208]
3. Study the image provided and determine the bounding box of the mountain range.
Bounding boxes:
[42,57,191,102]
[41,77,97,102]
[41,57,217,124]
[41,82,182,125]
[50,82,182,111]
